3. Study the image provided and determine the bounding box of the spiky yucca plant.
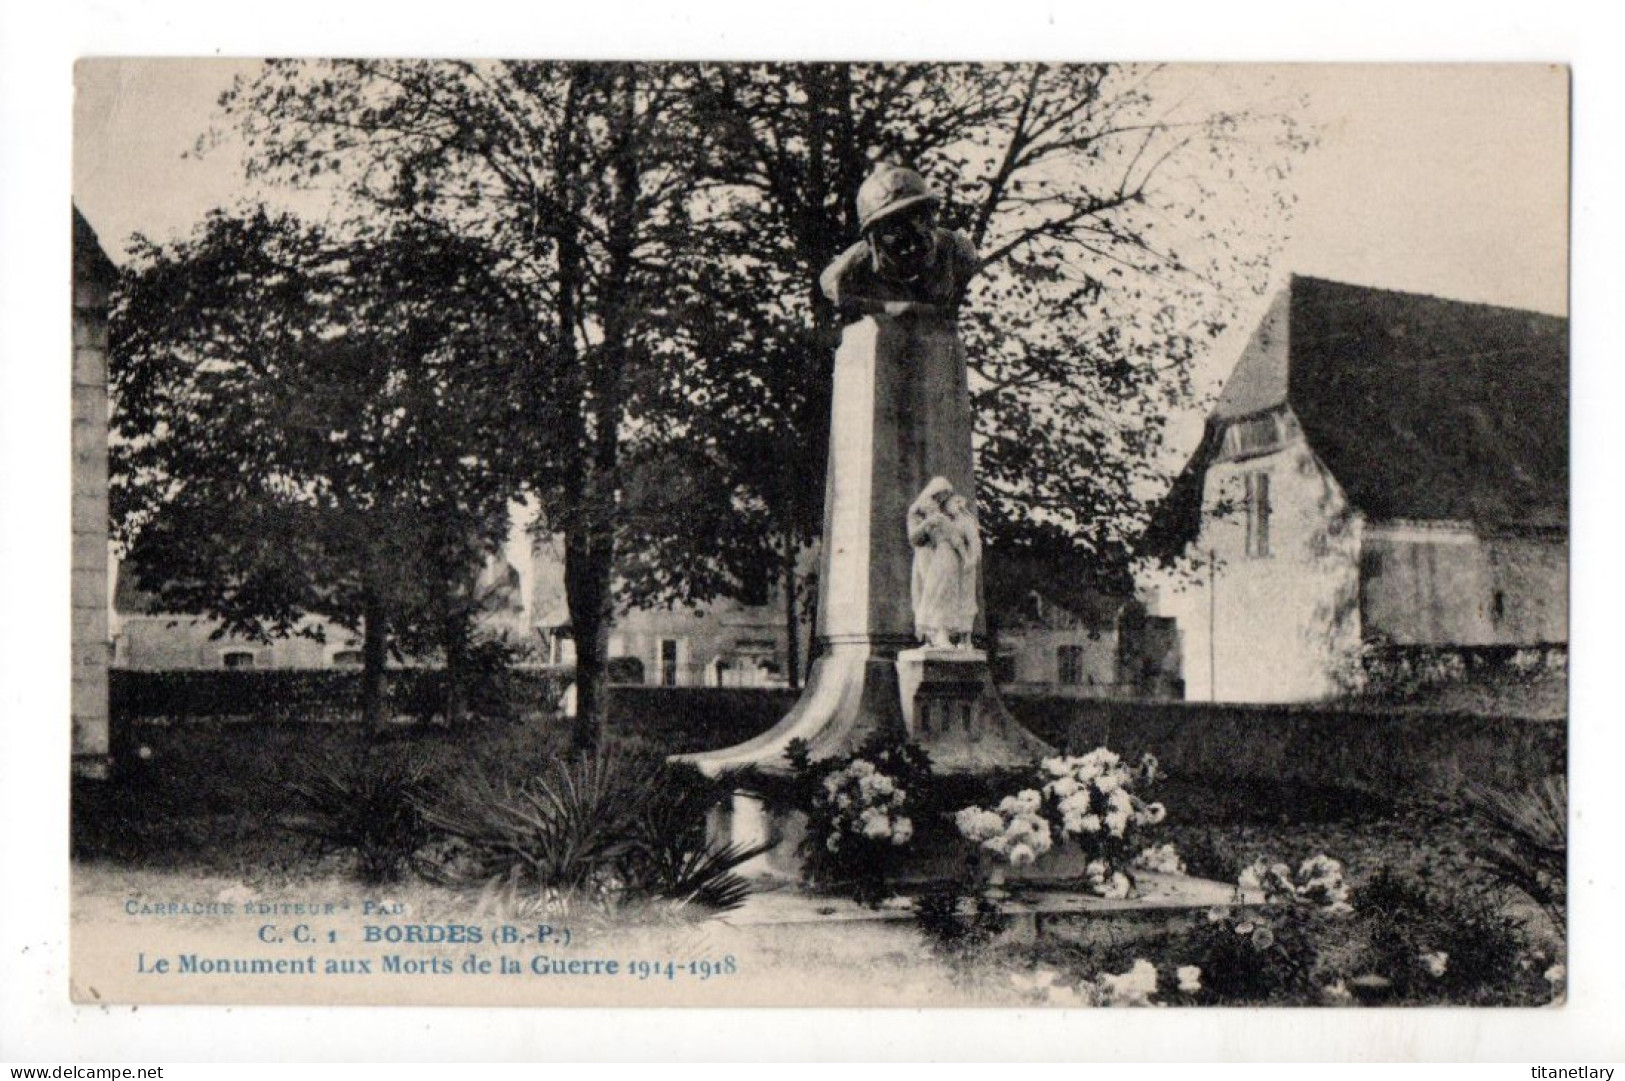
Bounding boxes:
[284,745,433,884]
[423,748,767,913]
[1462,773,1566,936]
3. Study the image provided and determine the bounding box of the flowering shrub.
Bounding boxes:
[955,747,1167,897]
[821,758,916,849]
[797,738,934,906]
[1237,854,1352,913]
[1353,867,1554,1004]
[1185,853,1356,1001]
[1008,959,1205,1007]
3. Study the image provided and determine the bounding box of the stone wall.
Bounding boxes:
[1360,522,1567,647]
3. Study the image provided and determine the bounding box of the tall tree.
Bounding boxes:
[222,61,712,749]
[112,211,530,727]
[685,64,1304,587]
[208,61,1302,735]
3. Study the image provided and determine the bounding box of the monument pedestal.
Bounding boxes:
[895,648,1050,773]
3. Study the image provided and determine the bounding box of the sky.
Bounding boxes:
[75,60,1570,320]
[73,60,1570,462]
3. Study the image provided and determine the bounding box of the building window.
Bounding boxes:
[221,651,257,669]
[1244,471,1271,558]
[331,650,363,667]
[659,639,680,687]
[1222,411,1295,459]
[1360,548,1384,578]
[1057,645,1084,686]
[1492,591,1507,622]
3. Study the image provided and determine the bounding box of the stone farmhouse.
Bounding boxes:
[1139,275,1567,703]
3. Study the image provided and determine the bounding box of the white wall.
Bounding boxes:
[1144,430,1363,703]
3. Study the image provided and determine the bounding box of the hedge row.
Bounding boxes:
[110,666,574,723]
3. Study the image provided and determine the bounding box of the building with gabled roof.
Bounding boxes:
[1139,275,1567,702]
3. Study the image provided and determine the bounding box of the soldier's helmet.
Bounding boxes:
[857,164,939,233]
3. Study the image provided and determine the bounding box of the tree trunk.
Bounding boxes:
[361,586,389,732]
[563,526,614,755]
[441,613,470,728]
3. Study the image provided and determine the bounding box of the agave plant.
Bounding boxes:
[423,749,654,892]
[422,748,766,913]
[619,763,770,912]
[1461,773,1566,936]
[284,743,433,885]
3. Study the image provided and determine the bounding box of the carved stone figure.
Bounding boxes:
[907,477,980,648]
[819,163,979,315]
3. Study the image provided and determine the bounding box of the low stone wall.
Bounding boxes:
[607,686,800,755]
[650,689,1564,796]
[110,673,1562,796]
[1003,696,1564,795]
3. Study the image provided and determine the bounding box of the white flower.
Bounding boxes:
[1103,810,1130,838]
[1420,950,1449,978]
[860,810,892,839]
[1133,843,1186,876]
[1098,959,1159,1006]
[1009,842,1036,866]
[1141,802,1167,825]
[1176,965,1202,993]
[1079,814,1103,834]
[954,807,1002,843]
[1105,872,1132,900]
[865,774,895,797]
[1057,790,1091,816]
[1299,854,1343,880]
[1041,756,1070,777]
[1048,775,1080,798]
[1544,963,1566,985]
[998,789,1043,815]
[890,817,914,846]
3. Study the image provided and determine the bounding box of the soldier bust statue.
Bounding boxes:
[819,163,980,317]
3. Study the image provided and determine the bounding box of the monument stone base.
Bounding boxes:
[895,647,1051,773]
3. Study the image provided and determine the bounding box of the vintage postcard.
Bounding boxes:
[69,59,1568,1010]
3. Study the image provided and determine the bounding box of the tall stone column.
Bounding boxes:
[676,314,1046,776]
